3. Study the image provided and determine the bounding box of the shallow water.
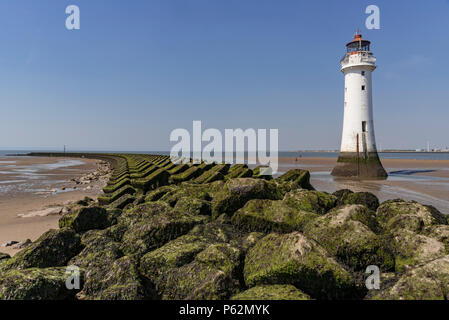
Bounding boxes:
[0,158,86,196]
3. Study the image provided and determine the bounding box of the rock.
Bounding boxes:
[332,189,353,200]
[276,169,314,190]
[83,256,152,300]
[0,267,83,300]
[371,255,449,300]
[12,239,32,250]
[159,184,211,207]
[376,200,447,233]
[336,191,380,211]
[59,207,122,233]
[161,243,243,300]
[423,224,449,250]
[231,199,318,233]
[282,189,337,215]
[0,252,10,261]
[303,205,394,271]
[173,197,211,216]
[244,232,361,299]
[2,240,19,247]
[211,178,281,218]
[118,201,209,256]
[2,229,82,271]
[231,284,311,300]
[391,229,447,272]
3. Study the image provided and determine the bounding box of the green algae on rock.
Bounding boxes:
[244,232,361,299]
[231,284,311,300]
[0,267,83,300]
[282,189,337,215]
[59,206,122,233]
[231,199,318,233]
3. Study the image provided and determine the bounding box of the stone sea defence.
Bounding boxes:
[1,153,448,300]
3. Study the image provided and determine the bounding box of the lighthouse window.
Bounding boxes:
[362,121,367,132]
[361,85,365,90]
[361,71,365,76]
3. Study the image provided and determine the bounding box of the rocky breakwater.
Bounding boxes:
[0,153,448,300]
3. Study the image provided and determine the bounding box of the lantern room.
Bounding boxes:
[346,34,370,54]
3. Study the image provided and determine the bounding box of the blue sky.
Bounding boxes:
[0,0,448,151]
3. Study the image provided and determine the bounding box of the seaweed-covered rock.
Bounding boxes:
[391,229,447,272]
[59,207,121,233]
[159,184,211,207]
[423,224,449,251]
[0,267,82,300]
[211,178,281,218]
[174,197,211,216]
[2,229,82,271]
[144,185,175,202]
[161,244,243,300]
[336,191,380,211]
[118,201,209,256]
[276,169,314,190]
[83,256,152,300]
[371,255,449,300]
[231,199,318,233]
[244,232,360,299]
[376,200,447,233]
[231,284,311,300]
[303,205,393,271]
[0,252,10,261]
[283,189,337,215]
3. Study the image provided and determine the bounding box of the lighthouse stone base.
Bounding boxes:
[331,152,387,179]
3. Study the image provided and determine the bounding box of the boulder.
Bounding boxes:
[118,201,209,256]
[282,189,337,215]
[173,197,211,216]
[391,229,447,272]
[231,284,311,300]
[303,205,394,271]
[83,256,152,300]
[336,191,380,211]
[0,252,10,261]
[161,244,243,300]
[211,178,281,218]
[244,232,361,299]
[2,229,82,271]
[371,255,449,300]
[59,207,122,233]
[231,199,318,233]
[376,200,447,233]
[0,267,82,300]
[276,169,314,190]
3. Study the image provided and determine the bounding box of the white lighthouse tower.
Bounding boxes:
[332,33,387,178]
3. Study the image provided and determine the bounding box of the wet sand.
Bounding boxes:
[277,157,449,214]
[0,157,109,256]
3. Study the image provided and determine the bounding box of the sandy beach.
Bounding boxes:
[0,157,109,256]
[277,157,449,215]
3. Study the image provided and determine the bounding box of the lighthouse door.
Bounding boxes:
[361,121,368,159]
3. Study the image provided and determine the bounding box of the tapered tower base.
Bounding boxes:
[331,152,387,179]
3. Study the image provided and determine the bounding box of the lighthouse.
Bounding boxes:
[331,33,387,178]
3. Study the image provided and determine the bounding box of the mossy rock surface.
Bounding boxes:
[370,255,449,300]
[82,256,152,300]
[391,229,447,272]
[276,169,314,190]
[161,243,243,300]
[118,201,209,256]
[59,207,121,233]
[0,253,10,261]
[174,197,211,216]
[2,229,82,271]
[303,205,394,271]
[0,267,83,300]
[231,284,311,300]
[244,232,361,299]
[282,189,337,215]
[144,185,175,202]
[376,200,447,232]
[336,191,380,211]
[231,199,318,233]
[98,185,136,205]
[211,178,282,218]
